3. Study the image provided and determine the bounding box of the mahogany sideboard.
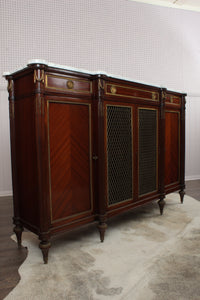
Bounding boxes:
[4,61,186,263]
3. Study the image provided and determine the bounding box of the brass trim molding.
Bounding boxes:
[106,83,159,101]
[161,90,166,100]
[165,181,180,188]
[152,92,157,100]
[34,69,45,84]
[7,79,13,92]
[98,78,105,91]
[166,95,181,105]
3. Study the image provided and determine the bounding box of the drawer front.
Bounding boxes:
[106,83,159,101]
[166,94,181,105]
[45,74,92,94]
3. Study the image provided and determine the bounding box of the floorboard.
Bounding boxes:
[0,196,27,300]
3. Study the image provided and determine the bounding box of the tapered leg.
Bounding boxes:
[179,189,185,204]
[98,214,107,242]
[13,224,24,248]
[39,240,51,264]
[158,196,166,215]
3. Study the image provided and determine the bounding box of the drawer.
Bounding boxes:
[105,83,159,101]
[45,74,92,94]
[166,94,181,105]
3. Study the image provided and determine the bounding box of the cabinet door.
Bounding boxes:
[47,100,93,224]
[105,104,133,207]
[165,110,180,187]
[138,107,158,196]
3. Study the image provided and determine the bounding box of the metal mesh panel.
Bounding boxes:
[139,108,157,195]
[106,105,133,206]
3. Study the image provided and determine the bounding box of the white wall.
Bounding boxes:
[185,97,200,180]
[0,89,12,196]
[0,0,200,195]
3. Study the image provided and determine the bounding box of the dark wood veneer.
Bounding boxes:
[48,101,92,222]
[165,110,180,186]
[4,62,186,263]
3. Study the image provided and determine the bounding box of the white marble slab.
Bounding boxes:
[2,59,155,87]
[2,59,186,93]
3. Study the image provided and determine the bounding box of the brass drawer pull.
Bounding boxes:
[67,80,74,89]
[110,86,117,94]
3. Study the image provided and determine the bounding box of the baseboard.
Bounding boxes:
[185,175,200,181]
[0,190,13,197]
[0,179,199,197]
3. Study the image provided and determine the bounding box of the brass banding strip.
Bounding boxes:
[106,83,159,101]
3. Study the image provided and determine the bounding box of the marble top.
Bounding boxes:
[3,59,186,94]
[3,59,94,76]
[2,59,158,87]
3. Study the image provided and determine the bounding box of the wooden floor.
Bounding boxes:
[0,196,27,300]
[0,180,199,300]
[185,179,200,201]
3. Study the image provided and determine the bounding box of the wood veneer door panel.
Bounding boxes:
[48,101,92,223]
[165,111,180,186]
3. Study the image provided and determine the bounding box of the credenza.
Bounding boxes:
[4,60,186,263]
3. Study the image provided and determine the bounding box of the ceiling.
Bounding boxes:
[129,0,200,12]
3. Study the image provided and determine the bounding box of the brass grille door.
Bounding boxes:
[138,108,158,196]
[106,105,133,206]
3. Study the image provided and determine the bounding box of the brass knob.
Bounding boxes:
[110,86,117,94]
[92,155,98,161]
[67,80,74,89]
